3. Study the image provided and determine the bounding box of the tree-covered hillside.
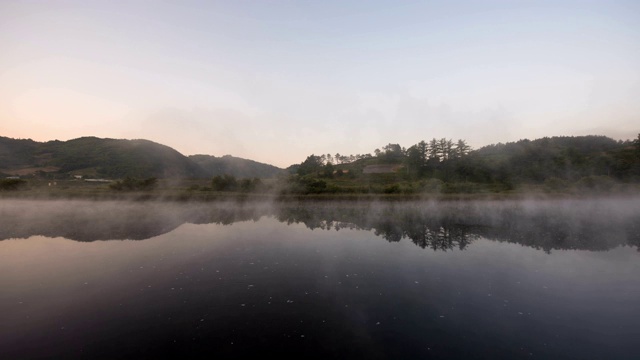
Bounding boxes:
[1,134,638,195]
[0,137,40,169]
[44,137,206,178]
[189,154,283,179]
[451,135,639,185]
[0,136,282,179]
[287,135,640,194]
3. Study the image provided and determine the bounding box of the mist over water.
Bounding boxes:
[2,198,639,251]
[1,198,639,359]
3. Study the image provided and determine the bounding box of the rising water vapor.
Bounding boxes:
[2,198,638,252]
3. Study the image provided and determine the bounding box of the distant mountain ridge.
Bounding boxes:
[0,136,284,179]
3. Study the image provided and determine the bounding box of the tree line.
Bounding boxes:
[295,138,471,176]
[289,135,640,194]
[303,138,472,167]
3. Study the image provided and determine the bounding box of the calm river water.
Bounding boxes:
[1,198,639,359]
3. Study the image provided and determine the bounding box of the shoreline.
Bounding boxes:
[1,189,637,202]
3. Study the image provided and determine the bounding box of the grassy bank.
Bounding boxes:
[2,177,638,202]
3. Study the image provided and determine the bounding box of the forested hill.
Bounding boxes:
[288,134,640,194]
[411,135,640,184]
[468,136,635,182]
[0,136,283,179]
[189,154,283,179]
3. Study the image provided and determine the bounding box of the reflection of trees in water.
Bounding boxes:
[276,205,480,251]
[370,216,479,251]
[275,201,640,253]
[402,224,479,251]
[1,199,639,253]
[479,212,640,253]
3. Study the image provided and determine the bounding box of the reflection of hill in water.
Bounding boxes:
[0,201,267,242]
[276,201,640,252]
[1,199,639,252]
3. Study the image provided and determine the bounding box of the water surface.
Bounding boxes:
[1,199,639,359]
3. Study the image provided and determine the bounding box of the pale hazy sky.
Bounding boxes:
[1,1,638,167]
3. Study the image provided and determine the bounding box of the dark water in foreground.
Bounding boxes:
[1,199,639,359]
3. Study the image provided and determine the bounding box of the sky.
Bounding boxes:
[1,0,638,168]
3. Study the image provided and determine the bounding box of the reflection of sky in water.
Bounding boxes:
[1,214,639,359]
